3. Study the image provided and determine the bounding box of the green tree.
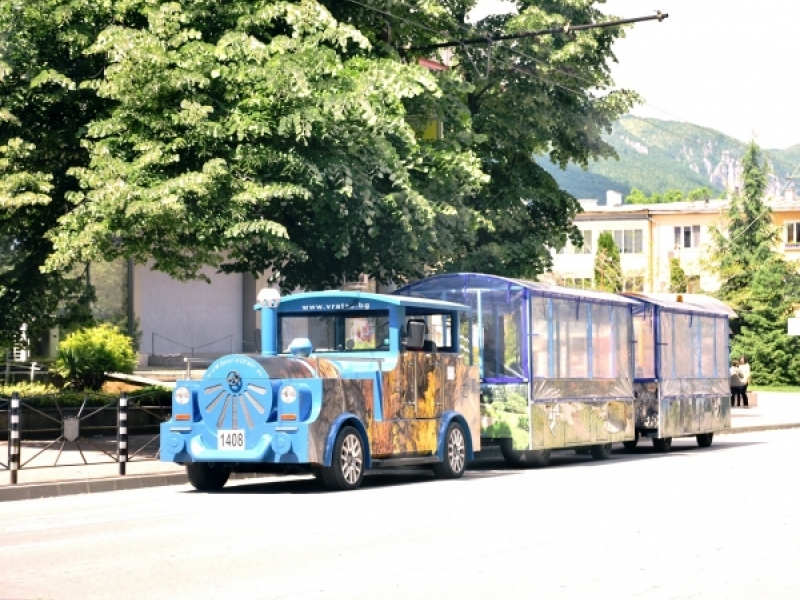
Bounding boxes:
[625,188,648,204]
[687,186,715,201]
[625,186,714,205]
[669,258,687,293]
[41,0,485,291]
[0,0,110,347]
[594,232,621,292]
[2,0,642,331]
[328,0,638,277]
[709,142,800,385]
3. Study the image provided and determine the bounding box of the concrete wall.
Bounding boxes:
[134,263,244,355]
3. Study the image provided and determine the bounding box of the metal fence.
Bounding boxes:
[1,389,170,485]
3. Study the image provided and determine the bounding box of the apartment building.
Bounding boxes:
[549,192,800,293]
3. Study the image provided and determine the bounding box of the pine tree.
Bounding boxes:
[709,142,800,385]
[594,232,622,293]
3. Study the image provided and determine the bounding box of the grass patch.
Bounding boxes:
[750,386,800,393]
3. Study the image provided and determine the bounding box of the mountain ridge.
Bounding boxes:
[539,116,798,203]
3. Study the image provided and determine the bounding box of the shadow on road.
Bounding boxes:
[182,438,764,495]
[188,464,518,495]
[469,438,765,471]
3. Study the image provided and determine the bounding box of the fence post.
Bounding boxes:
[9,392,20,485]
[118,392,128,475]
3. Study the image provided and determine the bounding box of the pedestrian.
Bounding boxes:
[739,356,751,408]
[730,358,743,408]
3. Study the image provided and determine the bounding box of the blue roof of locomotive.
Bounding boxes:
[278,290,471,313]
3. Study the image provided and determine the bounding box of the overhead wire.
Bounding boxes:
[341,0,599,100]
[344,0,799,178]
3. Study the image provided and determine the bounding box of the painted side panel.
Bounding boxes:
[633,382,731,437]
[481,382,635,451]
[307,379,375,464]
[369,420,438,457]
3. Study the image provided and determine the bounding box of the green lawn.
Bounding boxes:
[750,386,800,393]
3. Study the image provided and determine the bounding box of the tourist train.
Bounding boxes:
[160,273,733,490]
[396,273,734,466]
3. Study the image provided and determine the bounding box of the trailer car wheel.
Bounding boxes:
[590,443,613,460]
[432,422,467,479]
[623,431,640,451]
[652,437,672,453]
[500,439,551,468]
[321,426,365,491]
[186,463,230,491]
[696,433,714,448]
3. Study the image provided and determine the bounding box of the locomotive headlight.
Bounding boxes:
[175,386,191,405]
[280,385,298,404]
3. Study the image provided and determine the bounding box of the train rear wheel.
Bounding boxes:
[623,431,640,451]
[500,439,550,468]
[652,437,672,453]
[696,433,714,448]
[590,443,613,460]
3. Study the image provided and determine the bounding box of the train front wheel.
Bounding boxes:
[432,422,467,479]
[321,426,365,491]
[186,463,230,491]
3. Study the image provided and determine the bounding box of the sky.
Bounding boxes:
[471,1,800,150]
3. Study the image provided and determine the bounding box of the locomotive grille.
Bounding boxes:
[203,382,271,431]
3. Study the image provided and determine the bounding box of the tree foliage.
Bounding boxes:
[669,258,687,293]
[1,0,640,341]
[626,186,714,205]
[708,142,800,385]
[594,231,621,293]
[0,0,110,347]
[42,0,486,291]
[328,0,637,276]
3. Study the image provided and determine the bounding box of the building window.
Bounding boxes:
[557,229,593,254]
[623,277,644,292]
[674,225,701,249]
[579,230,593,254]
[786,222,800,245]
[601,229,643,254]
[562,277,593,289]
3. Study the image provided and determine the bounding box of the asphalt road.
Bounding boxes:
[2,430,799,600]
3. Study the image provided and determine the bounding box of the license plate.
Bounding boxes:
[217,430,245,450]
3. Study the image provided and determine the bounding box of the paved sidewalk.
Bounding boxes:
[1,392,798,502]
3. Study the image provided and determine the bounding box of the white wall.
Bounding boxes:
[135,263,244,355]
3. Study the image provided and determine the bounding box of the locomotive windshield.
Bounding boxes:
[279,310,390,353]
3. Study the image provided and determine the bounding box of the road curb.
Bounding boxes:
[3,424,800,502]
[0,471,277,503]
[722,422,800,435]
[0,472,189,502]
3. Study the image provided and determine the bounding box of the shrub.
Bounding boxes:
[0,382,60,398]
[53,324,137,391]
